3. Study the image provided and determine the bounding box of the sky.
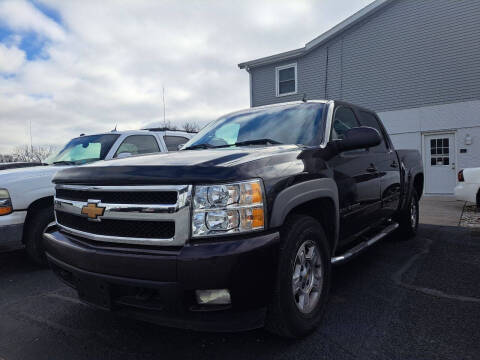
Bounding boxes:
[0,0,373,154]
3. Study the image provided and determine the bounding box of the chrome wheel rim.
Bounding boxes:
[292,240,323,314]
[410,200,417,229]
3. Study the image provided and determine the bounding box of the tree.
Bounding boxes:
[10,145,59,163]
[182,121,200,133]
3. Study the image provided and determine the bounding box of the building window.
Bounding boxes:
[276,63,297,97]
[430,138,450,166]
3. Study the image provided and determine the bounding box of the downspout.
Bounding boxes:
[247,66,253,108]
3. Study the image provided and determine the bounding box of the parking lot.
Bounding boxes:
[1,200,479,360]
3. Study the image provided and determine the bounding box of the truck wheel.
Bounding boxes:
[397,190,419,239]
[266,215,331,339]
[24,206,54,266]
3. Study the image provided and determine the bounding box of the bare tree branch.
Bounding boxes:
[3,145,59,163]
[182,121,200,133]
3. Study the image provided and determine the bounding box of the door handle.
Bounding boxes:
[366,164,377,173]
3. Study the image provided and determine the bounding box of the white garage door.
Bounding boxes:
[424,133,456,194]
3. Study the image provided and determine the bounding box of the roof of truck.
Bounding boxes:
[75,129,195,138]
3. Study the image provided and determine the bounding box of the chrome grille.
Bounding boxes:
[54,184,191,246]
[56,212,175,239]
[56,188,178,205]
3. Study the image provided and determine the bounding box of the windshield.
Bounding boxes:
[182,103,326,150]
[44,134,120,165]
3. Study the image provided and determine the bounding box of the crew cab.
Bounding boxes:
[43,100,423,338]
[0,129,194,263]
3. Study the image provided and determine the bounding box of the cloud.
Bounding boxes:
[0,0,374,154]
[0,43,25,73]
[0,0,65,41]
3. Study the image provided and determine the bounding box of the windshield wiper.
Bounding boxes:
[184,138,282,151]
[53,161,76,165]
[183,143,216,150]
[233,138,282,146]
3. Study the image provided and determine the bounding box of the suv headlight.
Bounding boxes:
[0,189,12,216]
[192,179,265,237]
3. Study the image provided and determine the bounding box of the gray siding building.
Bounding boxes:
[239,0,480,195]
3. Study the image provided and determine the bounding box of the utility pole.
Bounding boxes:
[162,86,166,128]
[29,119,33,153]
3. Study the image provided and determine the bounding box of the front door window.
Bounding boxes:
[430,138,450,166]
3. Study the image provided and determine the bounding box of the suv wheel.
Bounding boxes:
[266,215,331,338]
[397,190,419,238]
[24,206,54,266]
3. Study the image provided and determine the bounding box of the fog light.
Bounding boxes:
[195,289,231,305]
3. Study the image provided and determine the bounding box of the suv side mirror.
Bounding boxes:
[334,127,381,153]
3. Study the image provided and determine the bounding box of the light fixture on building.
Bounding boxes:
[465,134,472,145]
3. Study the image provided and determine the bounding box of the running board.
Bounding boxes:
[331,222,399,265]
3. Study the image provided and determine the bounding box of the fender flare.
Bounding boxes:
[269,178,339,250]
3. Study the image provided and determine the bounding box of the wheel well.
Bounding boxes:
[413,173,424,200]
[22,196,53,243]
[284,197,336,253]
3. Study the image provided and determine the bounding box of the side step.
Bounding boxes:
[331,222,399,265]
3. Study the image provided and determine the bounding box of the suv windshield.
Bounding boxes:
[183,103,326,150]
[44,134,120,165]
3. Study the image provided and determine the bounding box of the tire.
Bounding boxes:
[397,189,419,239]
[24,206,54,266]
[265,215,331,339]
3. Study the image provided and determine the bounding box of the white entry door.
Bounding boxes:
[424,133,456,194]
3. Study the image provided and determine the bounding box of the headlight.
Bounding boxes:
[0,189,12,216]
[192,179,265,237]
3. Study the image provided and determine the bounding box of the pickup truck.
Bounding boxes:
[0,129,194,264]
[43,100,423,338]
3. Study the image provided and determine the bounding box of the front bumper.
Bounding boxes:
[0,210,27,245]
[43,229,280,331]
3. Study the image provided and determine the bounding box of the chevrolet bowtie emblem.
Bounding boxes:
[81,202,105,220]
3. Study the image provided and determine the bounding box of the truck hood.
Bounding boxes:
[0,165,69,209]
[0,165,69,186]
[53,145,309,185]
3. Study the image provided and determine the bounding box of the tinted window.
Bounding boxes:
[331,107,360,140]
[164,136,190,151]
[115,135,160,157]
[182,103,326,149]
[358,111,388,152]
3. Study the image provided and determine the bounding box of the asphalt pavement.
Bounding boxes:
[1,223,479,360]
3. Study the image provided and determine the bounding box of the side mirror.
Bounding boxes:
[334,127,381,153]
[177,143,187,151]
[116,152,133,159]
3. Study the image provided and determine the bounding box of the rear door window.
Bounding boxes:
[164,136,190,151]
